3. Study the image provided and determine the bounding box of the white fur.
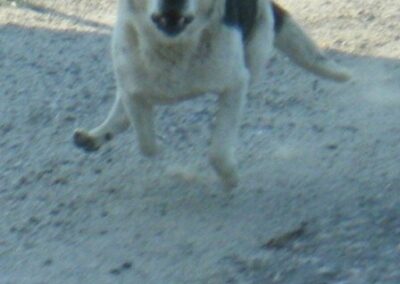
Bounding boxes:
[74,0,350,188]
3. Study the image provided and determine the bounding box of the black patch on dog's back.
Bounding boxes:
[223,0,258,41]
[271,2,287,33]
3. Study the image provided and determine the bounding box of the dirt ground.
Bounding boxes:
[1,0,399,283]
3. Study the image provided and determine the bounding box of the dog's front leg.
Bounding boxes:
[210,82,247,189]
[121,94,158,157]
[74,92,130,152]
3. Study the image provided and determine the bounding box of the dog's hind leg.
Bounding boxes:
[210,81,248,189]
[73,91,130,152]
[245,5,274,86]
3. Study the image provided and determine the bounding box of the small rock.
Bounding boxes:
[262,222,308,250]
[109,268,121,275]
[43,259,53,266]
[49,208,61,216]
[99,230,108,235]
[28,216,41,225]
[52,177,69,185]
[109,261,133,276]
[122,262,132,270]
[326,144,338,150]
[1,123,13,135]
[317,266,338,278]
[64,115,76,122]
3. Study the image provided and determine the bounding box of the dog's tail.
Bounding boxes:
[272,2,351,82]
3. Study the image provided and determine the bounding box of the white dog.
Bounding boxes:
[74,0,350,188]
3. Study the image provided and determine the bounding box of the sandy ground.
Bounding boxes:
[1,0,399,283]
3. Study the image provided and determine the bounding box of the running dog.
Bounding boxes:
[73,0,351,188]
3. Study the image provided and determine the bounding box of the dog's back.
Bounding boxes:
[222,0,351,82]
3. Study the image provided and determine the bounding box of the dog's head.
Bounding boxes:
[128,0,222,41]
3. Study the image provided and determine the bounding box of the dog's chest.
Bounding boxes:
[133,36,245,103]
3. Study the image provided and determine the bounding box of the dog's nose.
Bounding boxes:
[151,11,193,36]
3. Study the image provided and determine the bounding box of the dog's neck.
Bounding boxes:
[146,37,200,62]
[138,25,218,67]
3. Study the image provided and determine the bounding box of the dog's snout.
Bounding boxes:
[151,11,193,37]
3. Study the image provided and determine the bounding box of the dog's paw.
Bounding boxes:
[221,171,239,190]
[140,144,159,157]
[209,153,239,189]
[73,129,100,152]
